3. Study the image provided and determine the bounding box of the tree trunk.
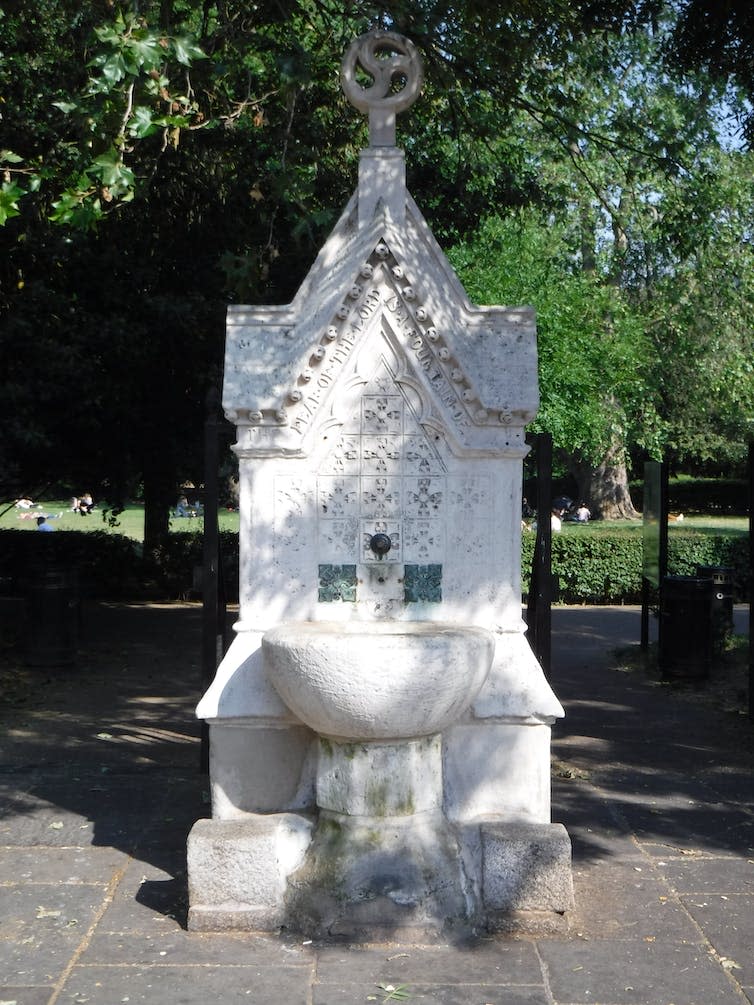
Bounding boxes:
[570,397,640,520]
[573,452,640,520]
[143,453,174,553]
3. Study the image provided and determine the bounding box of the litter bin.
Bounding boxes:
[24,564,80,667]
[659,575,713,680]
[696,565,734,651]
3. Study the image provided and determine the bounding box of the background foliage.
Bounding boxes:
[2,0,754,532]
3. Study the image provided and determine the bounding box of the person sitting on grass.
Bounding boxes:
[175,495,194,518]
[78,492,94,515]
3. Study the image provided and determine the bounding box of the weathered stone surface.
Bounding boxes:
[186,815,314,931]
[444,722,552,824]
[283,811,470,939]
[209,722,316,817]
[316,736,442,816]
[262,622,494,741]
[481,822,574,913]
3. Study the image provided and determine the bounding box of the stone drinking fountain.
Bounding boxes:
[187,30,573,938]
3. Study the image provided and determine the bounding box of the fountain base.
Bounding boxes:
[187,811,573,937]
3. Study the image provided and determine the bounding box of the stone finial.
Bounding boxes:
[341,30,424,147]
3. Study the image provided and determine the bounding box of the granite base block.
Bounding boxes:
[481,821,574,927]
[186,814,314,932]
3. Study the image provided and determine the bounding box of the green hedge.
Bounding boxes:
[1,526,748,605]
[0,529,143,598]
[0,529,239,600]
[521,528,750,604]
[630,478,748,516]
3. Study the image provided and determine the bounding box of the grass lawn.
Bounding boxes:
[0,500,241,541]
[559,515,749,535]
[2,499,748,542]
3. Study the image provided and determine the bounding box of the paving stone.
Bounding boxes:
[0,987,54,1005]
[313,940,543,986]
[610,797,754,857]
[0,933,87,986]
[59,964,311,1004]
[681,893,754,985]
[639,842,741,861]
[79,930,313,967]
[656,855,754,895]
[313,984,548,1004]
[95,858,188,934]
[569,860,702,942]
[539,938,745,1005]
[0,845,127,885]
[0,883,105,941]
[552,783,641,861]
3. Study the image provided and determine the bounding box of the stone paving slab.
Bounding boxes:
[569,859,702,942]
[312,983,549,1004]
[0,988,54,1005]
[312,940,544,986]
[657,853,754,894]
[680,893,754,985]
[0,845,127,885]
[538,939,748,1005]
[59,964,313,1004]
[79,930,312,967]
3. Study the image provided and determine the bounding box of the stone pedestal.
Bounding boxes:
[187,812,573,936]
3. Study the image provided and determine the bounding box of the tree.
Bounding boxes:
[450,212,662,518]
[3,0,752,533]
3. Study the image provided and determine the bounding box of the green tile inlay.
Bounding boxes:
[404,564,442,603]
[318,564,357,602]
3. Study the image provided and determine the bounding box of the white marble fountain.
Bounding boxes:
[187,29,573,938]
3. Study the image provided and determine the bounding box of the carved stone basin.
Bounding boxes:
[261,621,495,741]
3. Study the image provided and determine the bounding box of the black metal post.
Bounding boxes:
[201,386,226,773]
[640,577,650,651]
[526,432,553,678]
[657,461,669,664]
[749,441,753,723]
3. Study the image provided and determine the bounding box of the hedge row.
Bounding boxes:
[521,528,751,604]
[0,529,239,600]
[629,478,748,517]
[1,527,749,605]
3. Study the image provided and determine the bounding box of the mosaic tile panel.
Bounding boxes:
[317,364,447,571]
[318,564,357,602]
[404,564,443,603]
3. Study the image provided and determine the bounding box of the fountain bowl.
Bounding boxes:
[262,620,495,741]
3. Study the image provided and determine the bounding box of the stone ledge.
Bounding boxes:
[481,821,574,915]
[187,814,314,932]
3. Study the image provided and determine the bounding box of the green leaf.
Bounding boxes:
[88,149,130,187]
[52,100,79,114]
[126,34,164,71]
[0,180,26,224]
[0,149,23,164]
[128,106,159,139]
[173,35,206,67]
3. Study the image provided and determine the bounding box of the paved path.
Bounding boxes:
[1,601,752,1004]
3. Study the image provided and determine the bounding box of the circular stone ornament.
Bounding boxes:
[341,30,424,115]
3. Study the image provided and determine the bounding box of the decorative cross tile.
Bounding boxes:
[318,564,358,602]
[404,564,443,603]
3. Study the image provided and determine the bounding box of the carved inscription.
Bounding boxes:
[291,289,382,434]
[384,294,469,428]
